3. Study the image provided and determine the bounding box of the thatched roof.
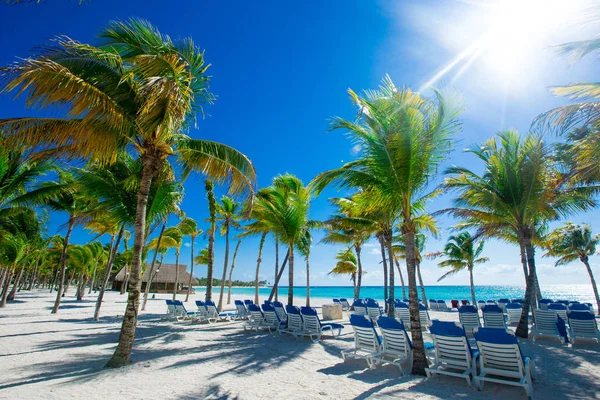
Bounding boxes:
[113,263,191,284]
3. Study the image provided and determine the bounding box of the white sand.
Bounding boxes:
[1,289,599,400]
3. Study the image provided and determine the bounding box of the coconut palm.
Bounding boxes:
[178,218,202,302]
[443,130,595,338]
[226,240,242,304]
[0,19,256,367]
[297,229,314,307]
[0,233,28,307]
[163,226,183,300]
[544,223,600,315]
[436,232,489,305]
[328,248,359,297]
[205,180,217,302]
[216,196,242,311]
[311,76,462,375]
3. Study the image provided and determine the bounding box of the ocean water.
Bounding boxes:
[193,285,597,304]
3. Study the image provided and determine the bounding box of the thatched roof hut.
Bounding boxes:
[112,263,193,293]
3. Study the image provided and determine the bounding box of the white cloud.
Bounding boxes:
[184,242,191,248]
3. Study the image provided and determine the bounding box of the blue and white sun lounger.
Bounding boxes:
[436,300,449,312]
[280,305,303,336]
[429,299,438,311]
[568,303,592,312]
[505,303,522,326]
[165,300,177,320]
[497,298,510,312]
[473,328,536,399]
[539,298,553,310]
[458,305,481,334]
[245,304,270,331]
[418,303,430,332]
[532,309,568,344]
[173,300,200,322]
[394,301,411,329]
[234,300,249,320]
[426,320,479,386]
[366,299,383,323]
[477,300,486,310]
[262,303,285,333]
[352,300,367,316]
[300,306,344,342]
[205,300,233,322]
[273,301,287,323]
[371,316,413,375]
[339,298,351,311]
[341,314,380,368]
[548,303,569,324]
[482,305,506,329]
[568,311,599,344]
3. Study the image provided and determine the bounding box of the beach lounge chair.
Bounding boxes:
[280,305,304,336]
[539,298,553,310]
[418,303,430,332]
[429,299,438,311]
[352,300,367,316]
[273,301,287,323]
[394,301,411,329]
[451,299,459,309]
[205,300,231,322]
[497,298,510,312]
[426,320,479,386]
[339,298,351,310]
[482,305,506,329]
[300,306,344,342]
[568,303,592,312]
[402,298,409,303]
[548,303,569,324]
[473,328,536,398]
[245,304,268,331]
[371,316,413,375]
[262,303,285,333]
[244,299,254,307]
[511,299,524,304]
[532,309,568,344]
[342,314,381,367]
[234,300,249,320]
[568,311,599,344]
[437,300,449,312]
[165,300,177,320]
[458,305,481,334]
[477,300,486,310]
[505,303,522,325]
[173,300,199,322]
[366,299,383,323]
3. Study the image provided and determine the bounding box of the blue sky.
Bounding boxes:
[0,0,598,288]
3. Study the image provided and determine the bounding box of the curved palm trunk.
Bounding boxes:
[274,238,279,302]
[217,224,230,311]
[0,267,14,307]
[581,256,600,316]
[28,261,39,291]
[287,245,294,306]
[205,180,216,302]
[6,266,25,302]
[516,235,536,338]
[227,240,242,304]
[90,262,98,295]
[52,216,75,314]
[468,265,476,305]
[50,267,59,293]
[386,236,395,317]
[185,234,196,302]
[141,222,166,311]
[173,249,180,300]
[405,230,427,375]
[268,252,288,302]
[120,264,129,295]
[355,243,363,299]
[352,273,357,298]
[94,226,124,320]
[106,155,157,368]
[394,256,407,299]
[378,234,388,311]
[306,256,310,307]
[64,273,73,296]
[0,269,7,298]
[416,260,427,308]
[254,233,267,304]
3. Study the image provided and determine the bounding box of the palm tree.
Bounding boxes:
[163,226,183,300]
[216,196,241,311]
[0,19,256,367]
[178,218,202,302]
[298,229,313,307]
[205,180,217,302]
[311,76,462,375]
[544,223,600,315]
[328,248,359,297]
[226,240,242,304]
[436,232,489,305]
[443,130,595,338]
[0,233,28,307]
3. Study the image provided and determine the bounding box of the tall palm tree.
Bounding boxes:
[436,232,488,305]
[178,218,202,302]
[163,226,183,300]
[205,180,217,302]
[0,20,256,366]
[298,229,313,307]
[443,130,595,338]
[226,240,242,304]
[544,223,600,315]
[328,248,359,297]
[216,196,241,311]
[311,76,462,375]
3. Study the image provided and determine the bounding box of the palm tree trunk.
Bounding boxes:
[404,230,427,376]
[355,243,363,299]
[0,267,14,307]
[535,273,542,301]
[516,234,536,338]
[50,267,59,293]
[28,261,38,291]
[469,265,476,305]
[386,232,395,317]
[64,273,73,296]
[254,233,267,304]
[120,264,128,295]
[378,234,388,312]
[52,216,75,314]
[274,237,279,302]
[394,256,407,299]
[217,224,230,311]
[416,260,427,307]
[352,273,357,299]
[0,269,7,297]
[519,242,528,280]
[6,266,24,302]
[90,262,98,295]
[287,245,294,306]
[268,252,288,302]
[173,250,180,300]
[205,180,216,302]
[582,256,600,315]
[106,155,157,368]
[227,240,242,304]
[305,256,310,307]
[94,226,124,320]
[142,222,166,311]
[185,234,196,302]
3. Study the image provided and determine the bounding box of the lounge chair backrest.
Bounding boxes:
[394,302,411,326]
[477,300,486,310]
[429,320,474,368]
[458,305,481,332]
[366,299,382,321]
[273,301,287,321]
[437,300,448,311]
[205,300,220,317]
[244,299,254,306]
[248,303,264,323]
[340,298,351,310]
[352,300,367,316]
[534,309,560,334]
[349,314,380,354]
[482,305,506,329]
[262,303,281,328]
[234,300,247,318]
[451,300,459,308]
[173,300,188,317]
[377,316,412,359]
[505,303,522,325]
[286,305,303,332]
[474,328,526,378]
[539,298,553,310]
[568,311,598,339]
[166,300,176,315]
[429,299,438,311]
[497,299,509,311]
[301,306,321,332]
[568,303,591,312]
[548,303,569,322]
[418,303,430,330]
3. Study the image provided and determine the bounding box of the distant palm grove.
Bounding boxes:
[0,18,599,376]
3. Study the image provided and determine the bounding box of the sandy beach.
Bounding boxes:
[0,290,598,400]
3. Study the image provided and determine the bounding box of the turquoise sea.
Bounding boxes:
[193,285,597,304]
